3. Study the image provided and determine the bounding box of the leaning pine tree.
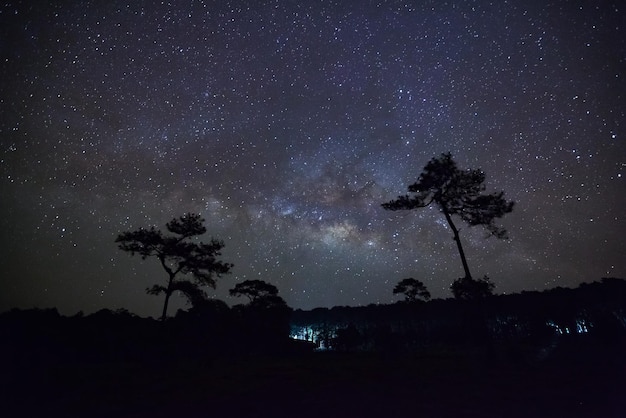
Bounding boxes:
[382,153,514,299]
[116,213,233,320]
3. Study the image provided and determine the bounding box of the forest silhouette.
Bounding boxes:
[2,154,625,417]
[3,278,625,417]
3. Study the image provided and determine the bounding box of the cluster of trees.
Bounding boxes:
[3,278,624,365]
[2,212,300,365]
[115,213,289,316]
[110,213,303,358]
[292,278,626,354]
[393,275,495,303]
[1,297,296,367]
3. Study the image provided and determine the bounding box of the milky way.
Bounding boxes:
[1,1,624,316]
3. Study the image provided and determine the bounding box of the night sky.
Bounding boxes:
[1,1,624,317]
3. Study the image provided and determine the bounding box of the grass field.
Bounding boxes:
[4,338,625,417]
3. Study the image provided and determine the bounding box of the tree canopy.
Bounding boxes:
[115,213,233,320]
[450,275,496,300]
[230,279,289,310]
[382,153,514,294]
[230,279,279,302]
[393,278,431,303]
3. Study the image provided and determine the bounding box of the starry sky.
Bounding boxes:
[1,0,624,317]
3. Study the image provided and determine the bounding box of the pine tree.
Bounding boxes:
[116,213,232,320]
[383,153,514,296]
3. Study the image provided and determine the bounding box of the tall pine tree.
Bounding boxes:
[116,213,232,320]
[383,153,514,297]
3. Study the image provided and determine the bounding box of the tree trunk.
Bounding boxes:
[160,274,175,321]
[160,292,170,322]
[442,207,473,280]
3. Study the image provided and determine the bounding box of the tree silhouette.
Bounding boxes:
[450,275,495,300]
[393,278,431,302]
[115,213,233,321]
[230,279,279,303]
[230,279,291,348]
[230,279,290,310]
[382,152,514,286]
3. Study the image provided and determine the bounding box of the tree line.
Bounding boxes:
[291,278,626,354]
[2,277,624,365]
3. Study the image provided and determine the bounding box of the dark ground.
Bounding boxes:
[3,338,625,418]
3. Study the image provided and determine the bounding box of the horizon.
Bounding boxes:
[3,276,623,319]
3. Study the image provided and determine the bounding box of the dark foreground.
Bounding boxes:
[3,338,625,418]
